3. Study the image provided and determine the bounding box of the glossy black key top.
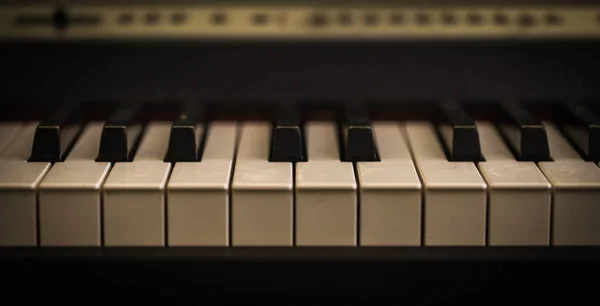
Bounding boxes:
[164,102,204,162]
[28,102,84,162]
[96,103,144,162]
[269,102,305,162]
[557,103,600,161]
[437,101,482,162]
[496,101,551,161]
[340,102,379,162]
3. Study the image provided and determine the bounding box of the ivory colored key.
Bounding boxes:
[0,122,22,154]
[232,122,293,246]
[550,102,600,161]
[476,121,514,161]
[167,122,237,246]
[134,122,172,160]
[296,121,357,246]
[38,122,111,246]
[103,122,172,246]
[539,121,600,246]
[405,121,486,246]
[476,121,551,246]
[65,122,105,161]
[357,122,422,246]
[0,122,51,246]
[544,121,583,160]
[0,122,38,160]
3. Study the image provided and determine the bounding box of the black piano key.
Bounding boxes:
[436,101,482,162]
[269,102,305,162]
[96,103,144,162]
[340,102,379,162]
[557,103,600,161]
[28,102,84,162]
[496,102,551,162]
[164,102,204,162]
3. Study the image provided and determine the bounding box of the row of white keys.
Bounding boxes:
[405,121,486,246]
[167,122,236,246]
[540,121,600,246]
[543,121,584,161]
[0,120,235,247]
[297,121,357,245]
[232,122,293,246]
[0,122,51,246]
[103,121,172,246]
[38,122,111,246]
[168,121,417,246]
[476,121,551,246]
[356,122,421,246]
[2,118,598,247]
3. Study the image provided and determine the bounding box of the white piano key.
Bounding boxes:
[103,121,172,246]
[133,121,172,160]
[0,122,22,154]
[543,121,582,161]
[201,122,237,160]
[38,122,111,246]
[167,122,237,246]
[65,121,105,161]
[357,122,422,246]
[0,122,38,160]
[305,121,339,160]
[296,121,357,246]
[479,163,551,245]
[231,122,293,246]
[537,123,600,246]
[0,121,51,246]
[539,161,600,246]
[371,122,413,160]
[405,121,486,246]
[476,121,514,161]
[477,121,551,246]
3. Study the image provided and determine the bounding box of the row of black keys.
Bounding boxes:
[22,100,600,163]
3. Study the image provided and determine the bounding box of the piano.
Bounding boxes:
[2,0,600,303]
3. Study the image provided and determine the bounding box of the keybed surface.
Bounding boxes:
[1,101,600,247]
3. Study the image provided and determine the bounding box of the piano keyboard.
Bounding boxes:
[1,101,600,247]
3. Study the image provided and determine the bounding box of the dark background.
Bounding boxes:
[1,40,600,107]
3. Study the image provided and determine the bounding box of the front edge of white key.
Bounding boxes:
[168,160,232,246]
[357,160,422,246]
[296,160,357,246]
[38,161,111,246]
[358,123,422,246]
[103,161,171,246]
[539,160,600,246]
[478,160,551,246]
[405,122,487,246]
[232,160,293,246]
[419,161,487,246]
[167,122,237,246]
